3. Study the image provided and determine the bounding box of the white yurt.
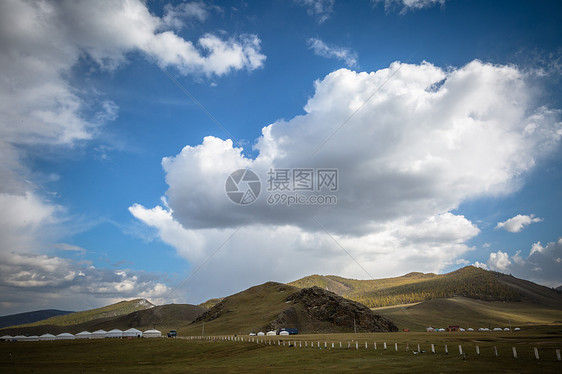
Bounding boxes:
[39,333,56,341]
[266,331,277,336]
[279,331,289,336]
[467,328,474,332]
[142,329,162,338]
[106,329,123,338]
[514,327,521,331]
[504,328,510,331]
[75,331,92,339]
[13,335,27,341]
[257,332,265,336]
[1,335,13,341]
[27,335,39,341]
[123,328,142,338]
[56,333,75,340]
[91,330,107,339]
[493,327,502,331]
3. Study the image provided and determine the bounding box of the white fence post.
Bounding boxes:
[494,346,498,357]
[444,344,448,354]
[374,342,376,350]
[332,342,334,349]
[384,342,387,350]
[458,345,463,355]
[556,349,561,361]
[340,342,342,348]
[431,344,435,353]
[356,341,359,350]
[476,345,480,355]
[418,344,421,353]
[512,347,518,359]
[365,342,368,349]
[395,343,398,351]
[534,347,539,360]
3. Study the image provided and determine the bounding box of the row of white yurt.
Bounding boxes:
[4,329,161,341]
[142,329,161,338]
[75,331,92,339]
[123,328,142,338]
[106,329,123,338]
[91,329,107,339]
[56,333,75,340]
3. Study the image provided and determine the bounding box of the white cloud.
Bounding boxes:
[488,250,511,271]
[295,0,334,23]
[131,59,561,302]
[162,2,210,30]
[0,0,264,313]
[495,214,543,233]
[374,0,445,13]
[308,38,358,67]
[482,238,562,287]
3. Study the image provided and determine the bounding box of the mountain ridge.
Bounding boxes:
[288,266,562,308]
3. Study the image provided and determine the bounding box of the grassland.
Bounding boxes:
[374,297,562,331]
[10,299,154,328]
[1,329,561,373]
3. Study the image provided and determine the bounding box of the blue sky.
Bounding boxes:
[1,0,561,314]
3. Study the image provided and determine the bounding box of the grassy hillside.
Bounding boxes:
[375,297,562,331]
[290,266,537,308]
[0,304,205,336]
[8,299,154,329]
[0,309,73,328]
[185,282,397,336]
[199,298,223,309]
[185,282,302,336]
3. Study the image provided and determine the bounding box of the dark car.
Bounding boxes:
[167,330,177,337]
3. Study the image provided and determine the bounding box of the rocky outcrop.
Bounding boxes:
[269,286,398,333]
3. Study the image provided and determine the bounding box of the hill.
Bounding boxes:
[187,282,397,335]
[6,299,154,329]
[0,304,205,336]
[289,266,556,308]
[373,296,562,331]
[0,309,73,329]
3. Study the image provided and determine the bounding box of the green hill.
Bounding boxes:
[0,304,205,336]
[290,266,527,308]
[7,299,154,329]
[185,282,397,336]
[374,296,562,331]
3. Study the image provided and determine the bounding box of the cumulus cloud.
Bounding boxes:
[295,0,334,23]
[479,238,562,287]
[0,252,169,313]
[131,60,561,302]
[374,0,445,13]
[495,214,543,233]
[162,2,210,30]
[0,0,264,313]
[308,38,358,67]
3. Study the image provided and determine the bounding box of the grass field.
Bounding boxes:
[2,329,561,373]
[375,297,562,331]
